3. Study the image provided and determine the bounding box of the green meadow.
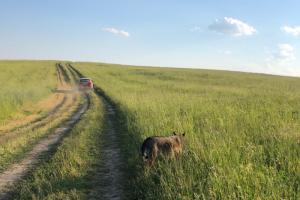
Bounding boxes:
[72,62,300,199]
[0,60,57,125]
[1,60,300,199]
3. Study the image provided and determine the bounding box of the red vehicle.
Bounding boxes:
[78,78,94,91]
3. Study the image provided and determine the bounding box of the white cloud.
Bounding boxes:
[102,28,130,37]
[281,26,300,36]
[264,47,271,54]
[191,27,203,31]
[269,44,295,65]
[287,68,300,76]
[271,51,295,65]
[286,67,300,76]
[246,63,281,75]
[218,50,232,54]
[208,17,257,36]
[278,44,293,51]
[246,63,300,77]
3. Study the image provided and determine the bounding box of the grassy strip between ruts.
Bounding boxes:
[15,92,107,199]
[59,62,76,87]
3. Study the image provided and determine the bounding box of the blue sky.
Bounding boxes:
[1,0,300,76]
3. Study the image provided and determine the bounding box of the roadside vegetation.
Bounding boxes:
[0,61,57,126]
[72,62,300,199]
[16,91,107,199]
[1,62,112,199]
[0,63,82,173]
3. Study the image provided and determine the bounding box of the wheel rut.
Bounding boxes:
[0,64,89,199]
[69,65,126,200]
[0,95,67,138]
[0,63,68,135]
[0,64,126,199]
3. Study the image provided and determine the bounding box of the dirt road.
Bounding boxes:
[69,65,126,200]
[0,64,88,199]
[0,64,126,199]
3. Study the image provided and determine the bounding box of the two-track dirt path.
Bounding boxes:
[89,94,125,200]
[68,65,126,200]
[0,64,126,199]
[0,64,89,199]
[0,96,88,198]
[0,65,67,133]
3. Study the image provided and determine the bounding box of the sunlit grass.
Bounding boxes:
[0,63,80,173]
[17,92,107,199]
[72,62,300,199]
[0,60,57,125]
[0,92,83,172]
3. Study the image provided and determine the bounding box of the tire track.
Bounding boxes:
[0,64,68,135]
[0,64,89,199]
[56,63,63,86]
[0,93,77,147]
[0,95,88,199]
[91,94,125,200]
[0,95,67,137]
[68,65,125,200]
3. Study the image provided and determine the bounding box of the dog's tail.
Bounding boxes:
[141,140,150,160]
[141,147,149,160]
[143,152,149,160]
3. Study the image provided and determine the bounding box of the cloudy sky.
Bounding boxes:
[1,0,300,76]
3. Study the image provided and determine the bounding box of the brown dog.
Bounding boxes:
[141,131,186,170]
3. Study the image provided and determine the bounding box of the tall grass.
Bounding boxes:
[0,60,57,125]
[0,63,82,172]
[72,62,300,199]
[17,92,107,199]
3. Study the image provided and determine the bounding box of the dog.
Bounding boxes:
[141,131,186,170]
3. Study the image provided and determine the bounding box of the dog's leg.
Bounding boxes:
[148,158,155,168]
[144,151,157,171]
[144,158,156,171]
[144,160,150,171]
[148,150,157,168]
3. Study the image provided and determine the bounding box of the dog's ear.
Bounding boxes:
[182,132,185,137]
[173,131,177,135]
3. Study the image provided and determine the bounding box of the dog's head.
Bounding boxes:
[173,131,186,147]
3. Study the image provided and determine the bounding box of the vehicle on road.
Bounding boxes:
[78,78,94,91]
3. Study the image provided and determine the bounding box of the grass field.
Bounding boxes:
[0,60,57,126]
[71,62,300,199]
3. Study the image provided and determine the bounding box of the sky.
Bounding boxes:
[1,0,300,77]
